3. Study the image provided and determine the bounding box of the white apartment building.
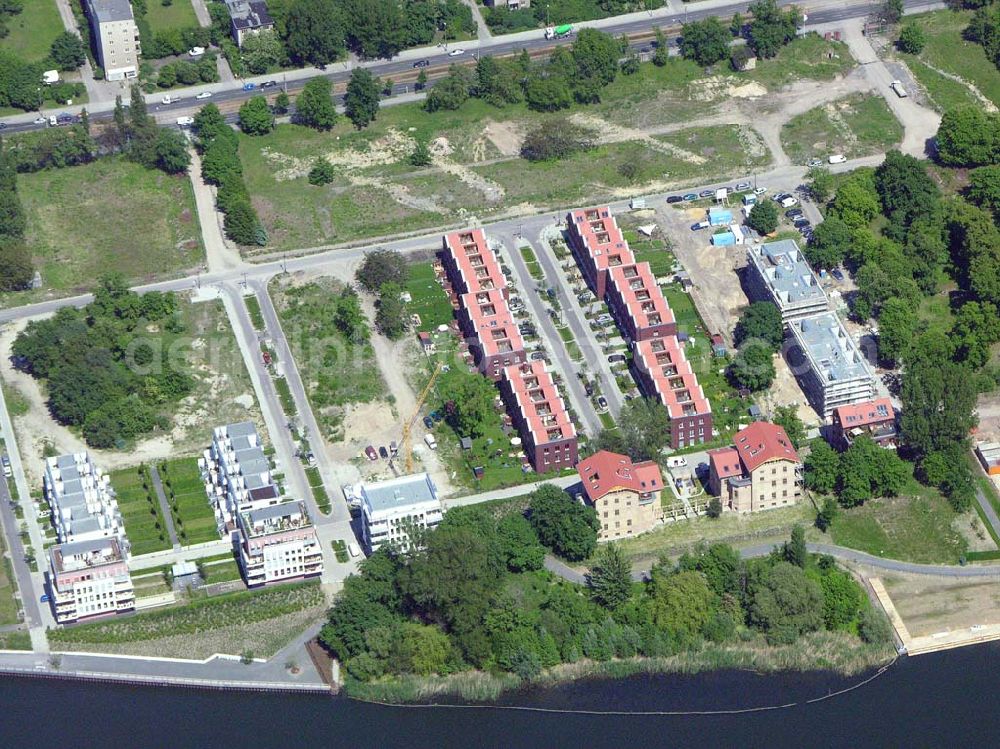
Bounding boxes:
[360,473,444,553]
[236,501,323,587]
[746,239,828,323]
[203,422,282,535]
[84,0,140,81]
[48,537,135,624]
[44,452,128,555]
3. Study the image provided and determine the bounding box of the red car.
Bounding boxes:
[364,445,378,461]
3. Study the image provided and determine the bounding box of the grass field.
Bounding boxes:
[109,465,172,557]
[144,0,199,32]
[270,276,386,442]
[830,476,967,564]
[0,0,63,62]
[781,94,904,165]
[304,465,331,514]
[200,558,242,585]
[0,533,21,626]
[898,10,1000,112]
[405,261,454,332]
[622,229,676,278]
[744,34,855,90]
[521,245,545,281]
[17,157,203,294]
[158,457,217,546]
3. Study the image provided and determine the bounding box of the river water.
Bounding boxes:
[1,644,995,748]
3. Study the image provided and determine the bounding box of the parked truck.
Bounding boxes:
[545,24,572,40]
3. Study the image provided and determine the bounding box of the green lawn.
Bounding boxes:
[143,0,199,32]
[244,294,265,330]
[0,0,63,62]
[898,10,1000,112]
[916,290,956,338]
[17,157,203,295]
[270,276,386,442]
[781,94,904,165]
[520,245,545,281]
[304,466,331,514]
[0,533,21,626]
[158,457,218,546]
[830,476,967,564]
[622,229,676,278]
[405,261,454,332]
[744,34,856,90]
[109,466,172,557]
[200,558,242,585]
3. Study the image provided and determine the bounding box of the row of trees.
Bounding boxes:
[0,148,31,290]
[12,275,191,448]
[804,436,910,508]
[679,0,802,68]
[727,302,782,392]
[321,503,889,685]
[355,248,410,339]
[193,103,265,245]
[111,86,191,175]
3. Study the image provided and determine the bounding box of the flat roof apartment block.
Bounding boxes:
[787,313,876,419]
[44,453,128,555]
[458,288,527,379]
[442,229,507,298]
[48,537,135,624]
[84,0,140,80]
[632,337,712,449]
[566,206,635,299]
[605,262,677,343]
[203,422,282,535]
[745,240,828,323]
[236,500,323,587]
[499,361,578,474]
[360,473,444,553]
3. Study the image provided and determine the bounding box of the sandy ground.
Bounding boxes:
[879,571,1000,638]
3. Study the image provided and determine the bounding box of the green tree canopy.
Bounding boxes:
[650,568,716,636]
[284,0,346,65]
[679,17,732,66]
[238,96,275,135]
[734,301,783,350]
[897,22,926,54]
[375,282,409,340]
[935,106,1000,167]
[50,31,86,71]
[345,67,382,129]
[592,396,671,462]
[587,543,633,610]
[727,340,776,391]
[296,77,337,130]
[520,117,596,161]
[747,0,800,58]
[804,439,839,495]
[772,405,805,448]
[529,484,599,561]
[747,561,824,644]
[356,248,407,293]
[439,368,497,439]
[747,198,779,235]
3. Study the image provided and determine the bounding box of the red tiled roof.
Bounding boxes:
[607,262,675,331]
[632,337,711,419]
[566,206,635,273]
[501,361,575,445]
[461,289,524,358]
[443,229,505,295]
[732,422,799,473]
[576,450,662,501]
[833,398,895,429]
[708,447,742,479]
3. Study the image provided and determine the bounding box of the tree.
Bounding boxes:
[238,96,275,135]
[524,74,574,112]
[528,483,599,561]
[571,28,620,87]
[820,567,862,630]
[520,118,596,162]
[967,165,1000,218]
[587,543,632,610]
[897,22,926,54]
[804,439,840,495]
[153,129,191,174]
[880,0,904,22]
[747,198,779,235]
[223,200,260,245]
[679,17,732,66]
[920,443,975,511]
[296,77,337,130]
[653,28,670,66]
[748,0,800,59]
[935,106,1000,167]
[394,622,451,675]
[424,65,472,112]
[356,248,406,293]
[497,513,544,572]
[592,396,671,462]
[804,215,852,269]
[192,103,229,148]
[707,496,723,518]
[747,561,823,644]
[308,157,336,185]
[375,282,408,340]
[815,496,839,532]
[334,288,369,344]
[727,341,776,391]
[439,368,497,439]
[783,525,807,568]
[733,302,783,352]
[0,241,32,291]
[807,166,835,203]
[345,68,381,129]
[830,170,881,228]
[273,91,290,114]
[859,606,894,644]
[284,0,345,66]
[877,296,918,365]
[416,68,428,90]
[50,31,86,71]
[650,568,716,636]
[901,351,978,458]
[772,405,805,448]
[240,29,283,74]
[475,56,523,107]
[875,150,940,229]
[953,301,1000,368]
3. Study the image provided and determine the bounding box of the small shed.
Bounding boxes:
[742,193,757,206]
[731,224,746,245]
[711,333,727,357]
[417,331,435,356]
[460,437,473,451]
[711,230,736,247]
[748,405,763,421]
[675,271,693,290]
[708,207,733,226]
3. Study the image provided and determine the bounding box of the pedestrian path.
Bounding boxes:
[148,464,181,550]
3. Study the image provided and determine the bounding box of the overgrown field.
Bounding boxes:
[0,0,63,62]
[781,94,903,164]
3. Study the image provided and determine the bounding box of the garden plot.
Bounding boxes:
[159,457,218,546]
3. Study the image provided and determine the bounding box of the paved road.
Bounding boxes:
[444,474,581,509]
[0,476,40,630]
[147,465,181,550]
[547,541,1000,585]
[0,0,943,133]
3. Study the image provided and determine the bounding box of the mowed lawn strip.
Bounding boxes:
[109,466,172,556]
[159,457,218,546]
[0,533,21,625]
[405,261,454,331]
[17,157,203,294]
[144,0,199,32]
[0,0,63,61]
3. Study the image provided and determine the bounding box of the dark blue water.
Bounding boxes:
[1,644,996,748]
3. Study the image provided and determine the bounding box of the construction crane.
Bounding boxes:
[391,360,444,474]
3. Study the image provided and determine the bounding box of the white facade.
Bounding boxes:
[48,537,135,624]
[85,0,140,81]
[44,452,128,555]
[237,501,323,587]
[203,422,282,535]
[360,474,444,553]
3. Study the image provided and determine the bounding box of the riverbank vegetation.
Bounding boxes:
[320,486,892,701]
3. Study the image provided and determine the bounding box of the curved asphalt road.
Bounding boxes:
[545,542,1000,584]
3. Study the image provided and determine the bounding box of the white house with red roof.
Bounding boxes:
[576,450,663,540]
[707,422,803,513]
[831,398,897,449]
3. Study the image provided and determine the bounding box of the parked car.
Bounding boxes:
[666,195,683,203]
[699,189,714,198]
[0,123,6,131]
[597,396,608,410]
[176,116,195,127]
[691,221,710,231]
[667,456,687,468]
[196,91,213,99]
[188,46,205,57]
[596,313,613,324]
[585,382,594,396]
[828,154,847,164]
[56,113,75,124]
[831,268,845,281]
[682,193,698,201]
[793,216,810,227]
[378,445,389,459]
[431,410,443,422]
[307,452,317,466]
[423,416,434,429]
[347,542,361,558]
[785,208,803,219]
[261,80,278,88]
[735,182,751,191]
[40,593,50,603]
[779,196,798,208]
[33,116,48,125]
[160,95,174,105]
[607,353,627,364]
[754,186,768,194]
[808,158,823,167]
[364,445,378,461]
[530,351,547,361]
[243,82,256,91]
[413,59,430,68]
[448,49,465,56]
[2,455,10,478]
[423,434,437,450]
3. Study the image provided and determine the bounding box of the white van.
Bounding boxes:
[176,116,195,127]
[629,197,646,210]
[424,433,438,450]
[347,542,361,558]
[828,154,847,164]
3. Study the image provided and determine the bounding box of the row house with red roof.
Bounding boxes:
[708,422,803,513]
[499,361,578,473]
[576,450,664,540]
[632,337,713,450]
[831,398,897,449]
[566,206,635,299]
[604,262,677,343]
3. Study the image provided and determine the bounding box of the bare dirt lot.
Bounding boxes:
[880,571,1000,638]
